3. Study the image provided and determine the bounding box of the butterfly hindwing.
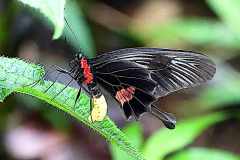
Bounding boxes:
[95,63,156,119]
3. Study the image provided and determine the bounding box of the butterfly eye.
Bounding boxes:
[77,53,83,59]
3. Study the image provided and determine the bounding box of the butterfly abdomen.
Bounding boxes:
[90,94,108,122]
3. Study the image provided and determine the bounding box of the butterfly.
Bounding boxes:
[55,47,216,129]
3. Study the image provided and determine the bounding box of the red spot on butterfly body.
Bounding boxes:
[115,86,135,105]
[80,58,93,85]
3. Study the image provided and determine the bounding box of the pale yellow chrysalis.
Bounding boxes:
[88,95,108,122]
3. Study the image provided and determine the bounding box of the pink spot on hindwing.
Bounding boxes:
[115,86,135,105]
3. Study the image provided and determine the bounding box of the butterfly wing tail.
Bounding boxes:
[151,105,176,129]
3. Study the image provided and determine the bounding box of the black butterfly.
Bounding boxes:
[55,47,216,129]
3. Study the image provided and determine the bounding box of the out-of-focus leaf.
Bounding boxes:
[0,16,8,46]
[143,113,226,160]
[17,0,65,39]
[207,0,240,39]
[168,147,240,160]
[129,19,240,48]
[64,0,95,57]
[110,122,143,160]
[0,56,145,160]
[42,108,71,132]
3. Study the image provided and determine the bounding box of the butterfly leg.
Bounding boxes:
[55,65,72,74]
[150,104,176,129]
[44,65,74,93]
[51,66,85,104]
[74,87,82,107]
[50,77,74,100]
[71,69,92,110]
[73,83,93,115]
[72,70,84,108]
[73,86,84,112]
[44,71,62,93]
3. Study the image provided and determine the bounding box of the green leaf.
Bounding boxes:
[0,56,145,160]
[142,113,226,160]
[110,122,144,160]
[17,0,66,39]
[129,19,240,48]
[207,0,240,39]
[64,0,95,57]
[168,147,240,160]
[0,88,12,102]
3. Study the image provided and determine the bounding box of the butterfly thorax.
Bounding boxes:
[80,57,94,85]
[78,57,102,98]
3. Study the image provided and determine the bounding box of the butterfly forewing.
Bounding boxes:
[92,48,215,96]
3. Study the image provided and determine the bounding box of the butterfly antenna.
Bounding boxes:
[64,17,83,55]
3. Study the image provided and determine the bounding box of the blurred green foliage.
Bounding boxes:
[64,0,95,57]
[142,113,226,160]
[16,0,95,57]
[130,19,239,49]
[168,147,240,160]
[17,0,66,39]
[109,113,229,160]
[0,17,7,47]
[207,0,240,39]
[129,0,240,51]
